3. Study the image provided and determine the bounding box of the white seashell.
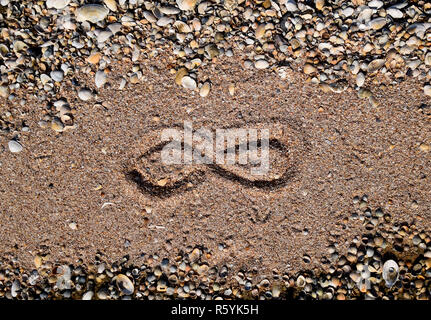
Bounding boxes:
[8,140,23,153]
[143,11,157,23]
[97,30,113,43]
[181,76,197,90]
[108,23,122,35]
[103,0,117,12]
[82,291,94,300]
[157,17,174,27]
[76,4,109,23]
[46,0,70,9]
[115,274,134,295]
[369,0,383,9]
[255,59,269,69]
[296,275,306,287]
[119,78,126,90]
[357,8,373,23]
[382,260,399,288]
[56,265,72,290]
[356,72,365,87]
[78,88,93,101]
[50,70,64,82]
[387,7,403,19]
[40,74,51,85]
[342,7,354,18]
[284,0,298,12]
[95,71,107,88]
[159,6,181,15]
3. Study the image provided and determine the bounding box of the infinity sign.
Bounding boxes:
[125,120,309,198]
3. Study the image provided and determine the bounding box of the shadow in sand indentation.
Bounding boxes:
[124,119,310,198]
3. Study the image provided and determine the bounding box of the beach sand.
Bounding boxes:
[1,54,430,278]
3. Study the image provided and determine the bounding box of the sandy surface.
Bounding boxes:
[0,54,430,275]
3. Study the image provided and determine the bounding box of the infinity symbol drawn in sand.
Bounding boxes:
[125,120,309,198]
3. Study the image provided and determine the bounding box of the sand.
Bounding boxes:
[0,54,430,276]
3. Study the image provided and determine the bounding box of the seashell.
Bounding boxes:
[176,0,198,11]
[157,17,174,27]
[82,291,94,300]
[46,0,70,9]
[108,23,122,35]
[97,30,113,43]
[0,44,9,56]
[50,70,64,82]
[51,118,65,132]
[174,21,192,33]
[143,11,157,23]
[181,76,197,90]
[8,140,23,153]
[255,59,269,69]
[296,275,306,288]
[367,59,385,73]
[95,70,107,88]
[13,40,28,53]
[369,0,383,9]
[115,274,134,295]
[284,0,298,12]
[78,88,93,101]
[60,114,73,126]
[329,80,348,93]
[175,68,188,85]
[103,0,117,12]
[369,17,386,30]
[356,72,365,87]
[40,74,51,85]
[159,6,181,15]
[0,85,9,98]
[55,265,72,290]
[197,2,208,14]
[199,82,211,97]
[315,0,325,11]
[205,44,219,59]
[76,4,109,23]
[387,7,403,19]
[382,260,399,288]
[11,280,20,298]
[255,24,266,39]
[303,63,317,74]
[357,8,373,23]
